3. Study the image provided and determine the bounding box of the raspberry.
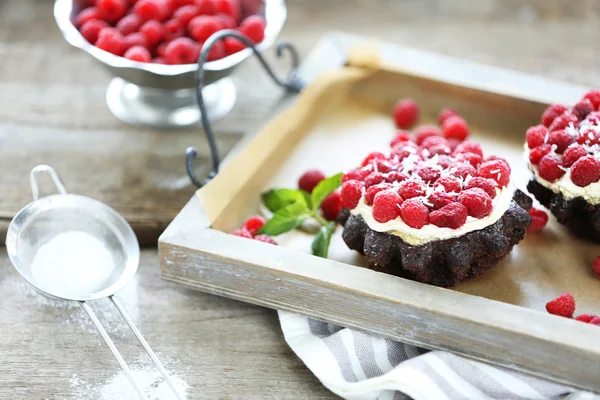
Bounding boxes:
[95,27,126,55]
[361,152,386,167]
[577,128,600,146]
[570,156,600,187]
[215,13,236,29]
[75,7,100,28]
[374,159,393,173]
[214,0,240,22]
[548,111,578,132]
[342,168,370,183]
[195,0,216,15]
[572,99,594,120]
[140,20,165,47]
[429,202,468,229]
[165,37,200,64]
[224,37,246,55]
[134,0,168,21]
[152,57,166,64]
[458,188,492,218]
[537,154,565,182]
[428,191,454,210]
[438,108,458,125]
[414,125,441,146]
[575,314,597,323]
[124,45,152,62]
[365,183,392,205]
[477,159,511,187]
[385,171,408,183]
[528,143,552,165]
[321,190,343,221]
[525,125,547,149]
[451,162,477,180]
[547,129,575,154]
[124,33,148,50]
[364,172,386,187]
[232,228,252,238]
[398,180,426,199]
[399,198,429,228]
[436,176,461,193]
[239,15,266,44]
[583,89,600,110]
[455,152,483,168]
[442,116,469,141]
[96,0,127,23]
[341,180,363,209]
[242,215,266,236]
[428,143,452,156]
[116,14,142,35]
[527,207,548,232]
[416,166,441,183]
[587,111,600,124]
[393,98,419,129]
[80,19,109,44]
[590,317,600,326]
[453,140,483,157]
[561,144,588,167]
[593,256,600,279]
[204,39,225,61]
[541,104,568,127]
[173,5,200,25]
[436,155,453,169]
[391,142,418,159]
[372,190,403,223]
[298,169,326,193]
[254,235,278,245]
[420,136,447,149]
[545,292,575,318]
[464,177,498,198]
[390,130,412,148]
[163,19,184,41]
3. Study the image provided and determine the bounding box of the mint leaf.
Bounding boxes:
[311,173,343,212]
[262,188,307,213]
[301,190,312,209]
[258,201,311,236]
[311,222,336,258]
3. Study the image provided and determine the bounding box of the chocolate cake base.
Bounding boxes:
[340,190,532,287]
[527,179,600,242]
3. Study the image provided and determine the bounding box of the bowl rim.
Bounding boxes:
[54,0,287,76]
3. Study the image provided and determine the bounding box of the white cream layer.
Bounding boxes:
[350,186,515,246]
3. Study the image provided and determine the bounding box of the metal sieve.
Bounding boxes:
[6,165,182,400]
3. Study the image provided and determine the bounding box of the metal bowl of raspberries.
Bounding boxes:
[54,0,286,127]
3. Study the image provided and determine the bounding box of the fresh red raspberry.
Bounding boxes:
[298,169,326,193]
[242,215,266,236]
[570,156,600,187]
[96,0,127,23]
[390,130,412,148]
[416,166,441,183]
[593,256,600,279]
[391,142,419,159]
[232,228,252,238]
[173,5,200,25]
[165,37,200,64]
[575,314,597,323]
[116,14,142,35]
[214,0,240,22]
[453,140,483,157]
[547,130,575,154]
[528,143,552,165]
[195,0,217,15]
[545,292,576,318]
[414,125,441,146]
[372,189,403,223]
[254,235,278,245]
[436,176,461,193]
[124,33,148,50]
[438,108,458,125]
[458,188,492,218]
[525,125,547,149]
[590,317,600,326]
[341,180,363,209]
[399,198,429,228]
[428,191,454,210]
[152,57,166,64]
[95,27,126,55]
[124,45,152,62]
[385,171,408,183]
[374,159,393,173]
[201,39,226,61]
[162,0,177,15]
[541,104,568,127]
[420,136,448,149]
[436,155,454,169]
[215,13,237,29]
[393,98,419,129]
[140,20,165,47]
[465,177,498,198]
[365,183,392,205]
[577,128,600,146]
[441,115,469,141]
[134,0,168,21]
[163,19,184,41]
[572,98,594,120]
[239,15,266,43]
[583,89,600,110]
[451,162,477,180]
[342,168,370,183]
[562,144,588,167]
[527,207,548,232]
[321,190,343,221]
[80,19,109,44]
[455,152,483,168]
[548,111,578,132]
[75,7,100,28]
[477,159,511,187]
[586,111,600,124]
[537,154,565,182]
[361,152,386,167]
[399,180,426,199]
[364,172,386,187]
[427,143,452,157]
[429,202,468,229]
[224,37,246,55]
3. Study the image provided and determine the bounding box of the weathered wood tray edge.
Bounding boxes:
[159,33,600,391]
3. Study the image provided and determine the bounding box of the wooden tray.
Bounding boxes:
[159,34,600,391]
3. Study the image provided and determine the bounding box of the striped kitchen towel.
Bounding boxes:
[278,312,598,400]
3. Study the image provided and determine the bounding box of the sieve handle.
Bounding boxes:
[30,165,67,201]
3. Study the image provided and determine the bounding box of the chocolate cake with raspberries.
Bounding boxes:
[339,106,532,287]
[525,89,600,241]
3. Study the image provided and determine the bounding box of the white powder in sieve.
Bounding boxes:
[30,231,115,297]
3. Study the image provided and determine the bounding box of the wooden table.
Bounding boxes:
[1,0,599,398]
